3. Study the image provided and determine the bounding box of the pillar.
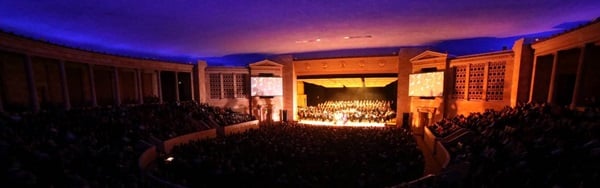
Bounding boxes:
[157,70,163,103]
[0,90,3,113]
[190,71,195,102]
[442,58,451,118]
[58,60,71,110]
[220,73,224,99]
[88,64,97,107]
[136,69,144,104]
[482,62,489,100]
[464,65,471,100]
[547,52,558,103]
[24,55,40,112]
[570,45,589,109]
[113,67,121,106]
[397,48,425,126]
[511,38,534,106]
[233,73,238,98]
[528,55,539,103]
[175,71,180,101]
[196,61,208,103]
[0,77,4,113]
[297,81,307,108]
[274,55,296,121]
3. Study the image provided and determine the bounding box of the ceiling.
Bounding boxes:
[1,1,599,64]
[300,77,397,88]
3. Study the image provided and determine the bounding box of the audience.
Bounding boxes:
[3,98,597,188]
[153,123,424,187]
[420,103,600,187]
[0,102,254,187]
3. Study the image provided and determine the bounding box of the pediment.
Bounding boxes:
[410,50,449,62]
[249,59,283,68]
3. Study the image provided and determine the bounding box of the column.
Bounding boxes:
[277,55,296,121]
[136,69,144,104]
[190,71,195,101]
[157,70,163,103]
[220,73,224,99]
[232,73,237,98]
[0,75,4,111]
[24,55,40,112]
[58,60,71,110]
[442,61,451,118]
[197,61,208,103]
[464,64,470,100]
[528,56,539,103]
[113,67,121,106]
[0,82,4,113]
[570,45,588,109]
[175,71,180,101]
[88,64,98,107]
[547,52,559,103]
[482,63,489,100]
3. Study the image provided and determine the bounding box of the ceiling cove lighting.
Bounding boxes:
[295,38,322,44]
[344,35,373,39]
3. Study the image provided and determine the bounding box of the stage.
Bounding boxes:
[298,120,387,127]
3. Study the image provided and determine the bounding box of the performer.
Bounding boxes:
[342,113,348,125]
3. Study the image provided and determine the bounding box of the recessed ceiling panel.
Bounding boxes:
[300,77,398,88]
[300,78,362,88]
[364,77,397,87]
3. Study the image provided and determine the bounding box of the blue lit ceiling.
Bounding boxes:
[1,0,599,65]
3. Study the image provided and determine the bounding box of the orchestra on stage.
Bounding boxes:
[298,99,396,125]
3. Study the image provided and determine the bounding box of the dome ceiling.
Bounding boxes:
[1,0,599,64]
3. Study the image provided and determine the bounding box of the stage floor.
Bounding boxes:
[298,120,386,127]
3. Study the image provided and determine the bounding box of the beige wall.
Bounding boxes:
[448,51,514,116]
[294,56,399,76]
[409,51,449,128]
[249,60,284,122]
[273,55,296,121]
[407,49,517,128]
[397,48,427,127]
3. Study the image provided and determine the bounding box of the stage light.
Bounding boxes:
[165,156,174,162]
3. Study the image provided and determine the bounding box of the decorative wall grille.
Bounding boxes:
[223,74,234,98]
[468,63,485,100]
[209,73,221,99]
[453,65,467,99]
[486,61,506,101]
[235,74,247,98]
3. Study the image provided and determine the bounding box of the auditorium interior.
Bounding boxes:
[1,1,599,187]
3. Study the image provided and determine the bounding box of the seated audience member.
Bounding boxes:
[426,103,600,188]
[0,101,254,187]
[153,124,424,187]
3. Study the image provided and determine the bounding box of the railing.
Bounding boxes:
[396,127,451,187]
[138,120,260,187]
[424,127,451,171]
